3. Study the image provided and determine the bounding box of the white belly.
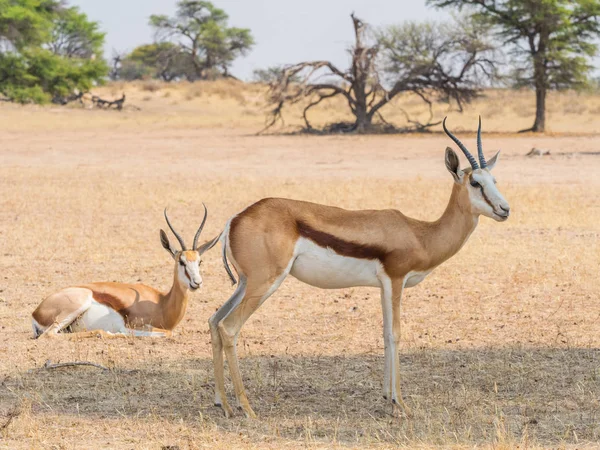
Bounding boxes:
[290,238,381,289]
[404,270,432,288]
[70,300,127,333]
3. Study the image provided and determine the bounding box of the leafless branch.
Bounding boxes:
[262,14,494,133]
[0,407,21,432]
[28,359,110,372]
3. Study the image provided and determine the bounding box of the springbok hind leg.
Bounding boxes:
[218,274,287,418]
[208,277,247,418]
[37,290,93,339]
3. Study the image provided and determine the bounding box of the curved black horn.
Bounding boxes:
[443,117,479,170]
[192,203,208,250]
[477,115,487,169]
[164,208,187,250]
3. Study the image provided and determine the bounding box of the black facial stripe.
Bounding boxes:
[470,174,495,209]
[480,185,495,209]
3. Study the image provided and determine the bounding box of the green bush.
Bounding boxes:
[0,0,108,104]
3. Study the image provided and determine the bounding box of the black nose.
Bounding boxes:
[500,205,510,214]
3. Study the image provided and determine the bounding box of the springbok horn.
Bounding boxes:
[192,203,208,250]
[477,115,487,169]
[164,208,187,250]
[443,117,479,170]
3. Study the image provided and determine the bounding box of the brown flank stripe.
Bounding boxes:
[90,291,130,319]
[296,220,387,260]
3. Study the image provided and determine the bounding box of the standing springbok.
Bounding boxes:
[32,207,218,338]
[208,117,510,418]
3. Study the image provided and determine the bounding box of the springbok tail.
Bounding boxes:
[221,226,237,286]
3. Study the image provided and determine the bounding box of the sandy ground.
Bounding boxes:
[0,88,599,448]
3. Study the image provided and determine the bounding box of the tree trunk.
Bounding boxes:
[529,34,548,133]
[350,13,374,133]
[532,81,546,132]
[353,81,371,132]
[354,104,372,132]
[519,58,547,133]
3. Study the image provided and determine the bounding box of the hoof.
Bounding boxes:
[218,403,234,418]
[391,398,412,418]
[239,405,257,419]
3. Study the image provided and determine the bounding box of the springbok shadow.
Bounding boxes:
[3,347,599,445]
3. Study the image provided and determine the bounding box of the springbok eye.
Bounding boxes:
[179,260,185,266]
[470,180,480,188]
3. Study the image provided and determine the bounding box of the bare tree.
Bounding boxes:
[109,50,124,80]
[263,14,496,133]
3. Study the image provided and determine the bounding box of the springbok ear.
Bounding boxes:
[486,150,500,171]
[196,234,220,256]
[160,229,176,258]
[445,147,463,182]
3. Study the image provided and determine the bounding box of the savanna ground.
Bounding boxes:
[0,81,599,449]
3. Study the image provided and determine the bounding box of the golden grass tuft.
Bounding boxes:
[139,80,165,92]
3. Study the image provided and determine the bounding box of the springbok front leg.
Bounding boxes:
[63,329,130,340]
[379,274,393,402]
[379,274,411,416]
[55,327,170,340]
[390,277,411,416]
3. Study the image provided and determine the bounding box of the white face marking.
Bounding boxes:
[468,169,510,221]
[290,238,382,289]
[178,252,202,290]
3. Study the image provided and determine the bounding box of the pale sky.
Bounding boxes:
[69,0,452,80]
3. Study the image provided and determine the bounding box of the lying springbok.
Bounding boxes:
[208,117,510,418]
[32,207,218,339]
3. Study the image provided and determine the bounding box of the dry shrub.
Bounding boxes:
[562,102,587,115]
[482,104,505,118]
[109,80,126,96]
[189,83,203,99]
[177,80,248,105]
[183,90,197,101]
[241,108,259,116]
[201,79,247,104]
[139,80,164,92]
[512,103,536,118]
[14,80,600,133]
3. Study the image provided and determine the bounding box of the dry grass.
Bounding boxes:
[5,81,600,134]
[0,83,599,448]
